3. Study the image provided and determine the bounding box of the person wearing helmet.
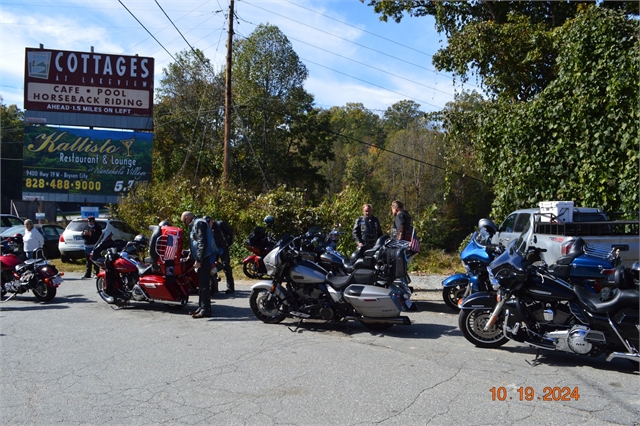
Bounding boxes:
[352,204,383,251]
[263,215,275,228]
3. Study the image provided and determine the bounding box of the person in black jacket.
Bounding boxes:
[209,218,235,294]
[82,216,102,278]
[352,204,383,250]
[391,200,413,241]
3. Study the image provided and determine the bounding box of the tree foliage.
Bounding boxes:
[231,24,334,197]
[363,1,638,101]
[154,49,225,182]
[476,7,639,218]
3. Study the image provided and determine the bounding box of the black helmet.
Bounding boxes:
[159,220,171,227]
[263,215,275,226]
[477,218,498,236]
[134,234,148,247]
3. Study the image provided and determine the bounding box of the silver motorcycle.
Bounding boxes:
[249,230,413,331]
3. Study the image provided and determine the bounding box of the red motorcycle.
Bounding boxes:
[242,224,276,279]
[1,236,63,302]
[92,225,217,309]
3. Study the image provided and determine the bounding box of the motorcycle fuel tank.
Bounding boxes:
[343,284,402,317]
[289,260,327,284]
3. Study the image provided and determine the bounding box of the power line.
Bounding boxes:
[117,0,177,62]
[242,0,441,76]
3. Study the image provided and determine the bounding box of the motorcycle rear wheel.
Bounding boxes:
[443,285,465,311]
[249,289,287,323]
[458,308,509,348]
[32,280,56,302]
[242,262,262,279]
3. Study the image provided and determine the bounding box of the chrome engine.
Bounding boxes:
[545,325,606,355]
[529,302,572,324]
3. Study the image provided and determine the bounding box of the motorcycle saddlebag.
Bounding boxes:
[139,275,181,301]
[343,284,402,317]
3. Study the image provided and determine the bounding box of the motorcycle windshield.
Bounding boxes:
[263,234,294,275]
[487,240,529,290]
[462,232,492,264]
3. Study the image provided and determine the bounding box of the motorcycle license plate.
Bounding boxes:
[52,276,63,286]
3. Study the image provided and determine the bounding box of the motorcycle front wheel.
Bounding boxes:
[249,289,287,323]
[458,308,509,348]
[242,261,262,279]
[96,277,115,304]
[32,280,56,302]
[442,285,465,311]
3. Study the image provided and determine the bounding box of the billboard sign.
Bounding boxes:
[24,47,154,121]
[23,126,153,201]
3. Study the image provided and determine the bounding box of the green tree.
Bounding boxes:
[363,1,638,101]
[232,24,334,198]
[476,7,639,218]
[1,99,25,211]
[154,49,225,182]
[321,103,385,199]
[383,99,424,132]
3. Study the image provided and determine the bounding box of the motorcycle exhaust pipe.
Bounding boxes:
[606,352,640,363]
[359,316,411,325]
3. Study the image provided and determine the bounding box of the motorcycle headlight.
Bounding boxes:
[487,266,500,290]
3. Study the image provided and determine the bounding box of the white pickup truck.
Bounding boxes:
[494,206,639,268]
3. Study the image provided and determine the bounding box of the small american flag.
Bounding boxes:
[164,234,178,260]
[409,228,421,253]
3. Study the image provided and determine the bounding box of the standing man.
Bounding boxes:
[391,200,413,241]
[210,218,236,294]
[352,204,383,250]
[82,216,102,278]
[181,211,218,319]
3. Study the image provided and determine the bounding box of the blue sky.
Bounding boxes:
[1,0,478,115]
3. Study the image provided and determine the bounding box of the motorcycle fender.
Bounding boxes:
[251,280,289,301]
[242,255,259,264]
[442,273,470,288]
[459,291,497,310]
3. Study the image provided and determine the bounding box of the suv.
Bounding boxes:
[1,214,24,233]
[58,218,138,262]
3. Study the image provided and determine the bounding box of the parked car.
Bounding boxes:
[58,218,138,262]
[0,224,65,259]
[0,214,24,233]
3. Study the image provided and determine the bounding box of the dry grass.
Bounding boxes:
[409,249,463,275]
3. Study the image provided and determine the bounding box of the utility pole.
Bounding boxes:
[223,0,234,187]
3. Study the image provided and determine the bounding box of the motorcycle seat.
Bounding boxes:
[326,273,353,290]
[555,238,586,265]
[137,263,156,277]
[574,285,639,314]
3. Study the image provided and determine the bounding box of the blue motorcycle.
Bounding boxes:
[459,215,625,348]
[442,219,503,310]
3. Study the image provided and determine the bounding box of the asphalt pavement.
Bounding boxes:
[2,271,638,425]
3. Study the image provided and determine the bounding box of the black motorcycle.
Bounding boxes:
[459,230,639,365]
